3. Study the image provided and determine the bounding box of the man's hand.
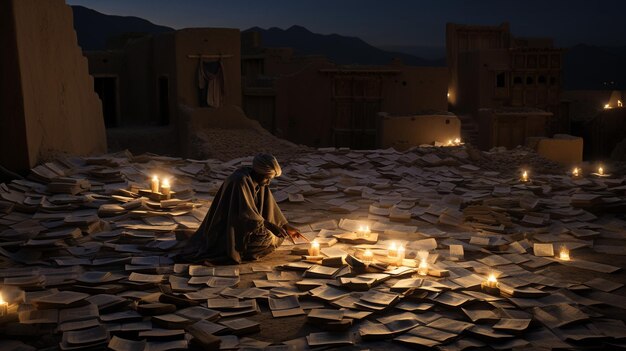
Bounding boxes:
[283,223,307,242]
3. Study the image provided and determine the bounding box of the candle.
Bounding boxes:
[521,170,529,182]
[559,245,570,261]
[417,258,428,276]
[362,249,373,266]
[0,294,7,317]
[397,245,405,266]
[572,167,580,177]
[161,179,171,198]
[357,225,370,238]
[598,166,604,176]
[486,273,498,288]
[454,137,461,145]
[388,242,398,258]
[447,139,454,146]
[308,240,320,256]
[151,175,160,193]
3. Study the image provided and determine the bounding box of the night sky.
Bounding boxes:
[66,0,626,48]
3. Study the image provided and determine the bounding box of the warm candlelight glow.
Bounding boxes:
[308,240,320,256]
[559,246,570,261]
[396,245,405,266]
[447,139,454,146]
[572,167,580,177]
[161,178,171,197]
[388,242,398,258]
[486,273,498,288]
[618,100,623,107]
[0,293,7,316]
[357,225,371,238]
[363,249,373,266]
[417,258,428,276]
[454,137,461,145]
[598,166,604,176]
[604,103,611,109]
[151,175,160,193]
[521,170,529,182]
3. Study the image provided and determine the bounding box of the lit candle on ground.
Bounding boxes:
[454,138,461,145]
[308,240,320,256]
[388,242,398,258]
[559,246,570,261]
[481,272,500,294]
[572,167,580,177]
[486,273,498,288]
[521,170,529,182]
[161,179,171,198]
[397,245,405,266]
[417,258,429,276]
[362,249,373,266]
[357,225,370,238]
[598,166,604,176]
[151,175,160,193]
[0,294,7,316]
[447,139,454,146]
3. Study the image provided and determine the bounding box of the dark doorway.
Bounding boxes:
[93,76,118,128]
[158,76,170,126]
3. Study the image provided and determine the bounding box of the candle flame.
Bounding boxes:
[559,246,570,261]
[162,178,170,187]
[573,167,579,176]
[598,167,604,175]
[389,242,396,250]
[604,103,611,109]
[152,175,158,181]
[454,137,461,144]
[488,273,497,283]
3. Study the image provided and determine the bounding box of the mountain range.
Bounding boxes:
[71,5,625,90]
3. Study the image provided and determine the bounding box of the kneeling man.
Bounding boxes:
[179,153,303,264]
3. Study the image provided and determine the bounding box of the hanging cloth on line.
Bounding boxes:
[197,57,225,108]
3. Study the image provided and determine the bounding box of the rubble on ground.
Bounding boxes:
[0,145,625,350]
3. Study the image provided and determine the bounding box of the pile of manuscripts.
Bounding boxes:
[0,146,625,350]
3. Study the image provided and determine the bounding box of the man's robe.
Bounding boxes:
[179,167,288,263]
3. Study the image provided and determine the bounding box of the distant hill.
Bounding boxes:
[562,44,626,90]
[69,6,625,89]
[71,5,173,51]
[244,25,445,67]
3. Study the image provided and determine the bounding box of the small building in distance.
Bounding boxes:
[242,32,449,149]
[446,22,567,149]
[85,28,246,156]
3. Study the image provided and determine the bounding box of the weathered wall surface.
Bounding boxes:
[533,135,583,165]
[0,0,106,172]
[381,66,448,114]
[379,114,461,150]
[175,28,242,108]
[477,109,551,150]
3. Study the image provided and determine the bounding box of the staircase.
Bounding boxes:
[458,114,480,146]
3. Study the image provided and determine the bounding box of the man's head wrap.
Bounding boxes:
[252,153,282,177]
